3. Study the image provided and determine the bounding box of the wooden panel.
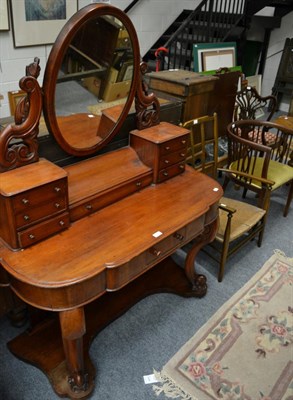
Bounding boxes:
[0,159,67,196]
[65,147,151,205]
[146,70,218,97]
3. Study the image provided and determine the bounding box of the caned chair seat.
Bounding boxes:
[216,197,266,243]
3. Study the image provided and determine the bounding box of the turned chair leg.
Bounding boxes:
[283,180,293,217]
[218,242,229,282]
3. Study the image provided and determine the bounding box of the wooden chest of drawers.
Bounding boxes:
[130,122,189,183]
[0,159,69,250]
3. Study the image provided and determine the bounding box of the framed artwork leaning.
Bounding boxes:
[0,0,9,30]
[10,0,77,47]
[8,89,26,116]
[193,42,237,73]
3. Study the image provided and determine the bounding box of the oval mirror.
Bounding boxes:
[43,4,140,157]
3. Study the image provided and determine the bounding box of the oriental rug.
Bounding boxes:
[153,251,293,400]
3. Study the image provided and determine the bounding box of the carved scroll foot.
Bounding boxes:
[184,220,218,297]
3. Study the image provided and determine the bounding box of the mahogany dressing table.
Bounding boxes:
[0,4,222,398]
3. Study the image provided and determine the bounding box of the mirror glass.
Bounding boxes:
[43,5,138,156]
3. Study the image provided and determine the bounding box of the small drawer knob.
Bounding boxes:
[23,215,30,221]
[59,220,65,226]
[165,146,170,151]
[55,203,61,209]
[149,247,161,257]
[22,198,29,205]
[54,187,61,193]
[85,204,93,210]
[174,232,184,241]
[181,140,186,144]
[136,181,142,187]
[164,159,170,164]
[179,164,184,170]
[29,234,35,240]
[163,171,168,177]
[180,153,185,157]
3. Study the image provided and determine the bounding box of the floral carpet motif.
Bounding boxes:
[153,251,293,400]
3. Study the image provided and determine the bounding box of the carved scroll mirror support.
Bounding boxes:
[0,58,42,172]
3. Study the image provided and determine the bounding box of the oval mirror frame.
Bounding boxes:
[43,4,140,157]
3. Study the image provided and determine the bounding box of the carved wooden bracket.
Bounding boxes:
[135,62,160,130]
[0,57,42,172]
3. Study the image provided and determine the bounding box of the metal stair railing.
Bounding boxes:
[158,0,248,71]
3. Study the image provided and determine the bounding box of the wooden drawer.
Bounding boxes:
[69,172,153,222]
[18,212,70,248]
[159,136,188,155]
[12,179,67,214]
[107,227,186,290]
[204,202,219,225]
[106,214,206,291]
[146,236,175,265]
[158,162,185,182]
[185,216,205,240]
[158,149,186,170]
[15,197,67,229]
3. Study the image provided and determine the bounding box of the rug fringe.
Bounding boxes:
[273,249,293,262]
[152,370,196,400]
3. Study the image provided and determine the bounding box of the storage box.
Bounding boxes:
[145,70,218,122]
[102,79,131,102]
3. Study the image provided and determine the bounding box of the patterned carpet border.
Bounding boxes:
[153,250,293,400]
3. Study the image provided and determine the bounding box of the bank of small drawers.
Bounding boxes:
[157,136,187,183]
[0,160,69,250]
[13,180,68,229]
[130,121,190,184]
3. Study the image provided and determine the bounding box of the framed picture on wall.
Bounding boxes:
[193,42,237,72]
[0,0,9,30]
[10,0,77,47]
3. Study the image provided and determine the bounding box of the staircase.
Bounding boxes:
[142,0,292,72]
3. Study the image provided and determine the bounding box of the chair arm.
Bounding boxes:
[218,202,236,214]
[218,168,275,188]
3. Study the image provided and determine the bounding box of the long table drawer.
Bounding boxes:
[106,216,206,290]
[69,173,153,222]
